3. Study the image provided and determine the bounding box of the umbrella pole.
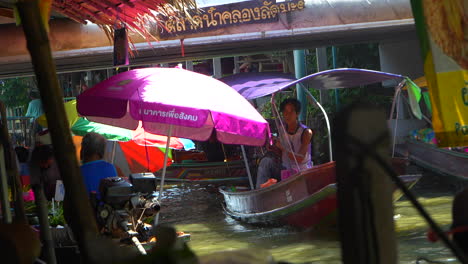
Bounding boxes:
[111,141,117,164]
[241,145,254,190]
[154,125,173,226]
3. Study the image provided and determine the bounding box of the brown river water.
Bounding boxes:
[157,169,467,263]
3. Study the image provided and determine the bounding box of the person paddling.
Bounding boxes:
[256,98,313,188]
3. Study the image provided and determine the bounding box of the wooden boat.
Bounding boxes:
[219,69,423,229]
[390,75,467,179]
[220,162,336,228]
[219,162,420,229]
[153,159,253,183]
[404,138,468,178]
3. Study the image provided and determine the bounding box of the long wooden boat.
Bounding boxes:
[220,162,336,228]
[218,69,423,229]
[153,160,253,183]
[404,138,468,178]
[220,161,421,229]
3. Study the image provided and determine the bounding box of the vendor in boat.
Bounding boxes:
[256,98,313,188]
[277,98,313,171]
[80,132,118,199]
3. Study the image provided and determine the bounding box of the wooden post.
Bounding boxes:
[0,101,27,223]
[15,0,98,261]
[316,47,329,104]
[233,56,240,74]
[185,61,194,71]
[31,184,57,264]
[334,102,397,264]
[213,57,222,78]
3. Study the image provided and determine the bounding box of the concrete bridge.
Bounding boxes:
[0,0,418,78]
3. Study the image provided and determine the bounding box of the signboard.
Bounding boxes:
[411,0,468,147]
[159,0,305,37]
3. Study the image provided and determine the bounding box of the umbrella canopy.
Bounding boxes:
[77,67,270,146]
[38,99,194,150]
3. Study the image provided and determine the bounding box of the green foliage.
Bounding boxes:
[0,77,33,111]
[49,202,66,227]
[257,91,291,120]
[330,43,381,70]
[303,42,389,111]
[24,200,36,214]
[302,43,387,163]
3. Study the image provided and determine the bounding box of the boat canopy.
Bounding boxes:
[285,68,404,91]
[219,72,296,100]
[222,68,405,100]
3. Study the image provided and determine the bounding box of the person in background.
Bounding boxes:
[25,90,43,120]
[80,132,118,199]
[15,146,35,202]
[29,144,61,201]
[14,146,30,186]
[199,131,226,162]
[25,90,44,137]
[255,98,313,188]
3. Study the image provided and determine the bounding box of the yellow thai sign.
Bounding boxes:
[411,0,468,147]
[159,0,305,37]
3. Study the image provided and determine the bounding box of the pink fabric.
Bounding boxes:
[78,68,269,146]
[281,169,297,180]
[23,189,35,202]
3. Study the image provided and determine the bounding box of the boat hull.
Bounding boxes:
[405,139,468,178]
[154,160,252,183]
[220,162,421,229]
[223,184,338,228]
[220,162,337,228]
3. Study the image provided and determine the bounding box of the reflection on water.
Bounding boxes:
[157,170,468,263]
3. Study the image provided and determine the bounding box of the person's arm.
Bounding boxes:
[277,129,313,163]
[295,128,313,162]
[115,165,126,178]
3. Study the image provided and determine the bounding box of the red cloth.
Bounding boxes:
[260,178,277,188]
[118,141,172,173]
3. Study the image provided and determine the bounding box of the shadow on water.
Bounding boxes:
[157,167,467,263]
[395,169,468,264]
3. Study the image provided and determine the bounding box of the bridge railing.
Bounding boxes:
[6,116,34,147]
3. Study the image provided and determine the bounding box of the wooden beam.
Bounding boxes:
[0,102,27,223]
[15,0,98,262]
[334,103,397,264]
[0,8,14,18]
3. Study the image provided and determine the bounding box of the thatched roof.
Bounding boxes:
[0,0,196,42]
[53,0,196,40]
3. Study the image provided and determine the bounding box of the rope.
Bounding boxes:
[347,135,467,263]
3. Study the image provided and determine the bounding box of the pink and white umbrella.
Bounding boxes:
[77,67,269,147]
[77,68,269,221]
